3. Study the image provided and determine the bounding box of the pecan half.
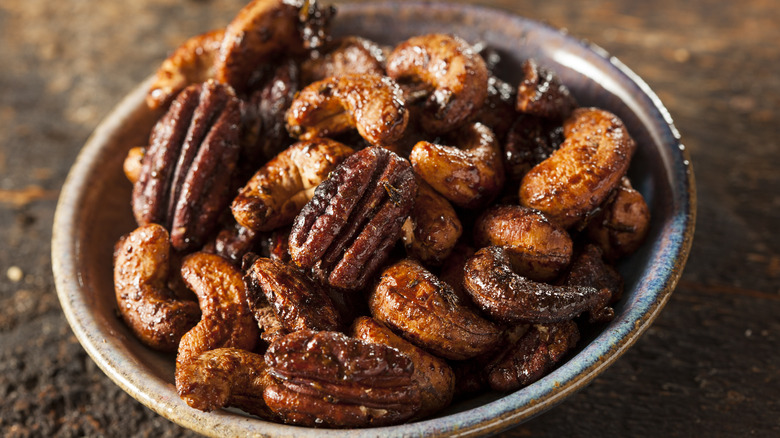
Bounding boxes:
[289,147,417,290]
[263,330,421,427]
[132,80,242,251]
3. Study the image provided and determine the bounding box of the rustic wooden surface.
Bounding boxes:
[1,0,778,436]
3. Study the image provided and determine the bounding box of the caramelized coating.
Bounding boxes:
[473,205,573,282]
[463,246,610,324]
[113,224,200,352]
[244,257,341,332]
[352,317,455,418]
[133,81,242,251]
[519,107,636,228]
[263,330,421,427]
[301,36,386,85]
[147,29,225,110]
[215,0,305,94]
[232,138,354,232]
[208,222,261,267]
[410,122,505,209]
[286,74,409,146]
[122,146,145,184]
[515,58,577,120]
[289,147,416,290]
[503,114,565,182]
[587,178,651,260]
[438,242,476,299]
[562,244,624,323]
[175,253,258,368]
[486,321,579,391]
[401,179,463,266]
[176,348,276,419]
[475,76,517,142]
[369,259,502,360]
[386,33,488,134]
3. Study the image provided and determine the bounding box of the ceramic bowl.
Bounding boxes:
[53,1,695,436]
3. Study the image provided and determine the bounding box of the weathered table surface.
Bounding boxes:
[1,0,778,436]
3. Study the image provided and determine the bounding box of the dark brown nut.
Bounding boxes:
[503,114,565,182]
[132,80,242,251]
[586,177,651,260]
[401,178,463,266]
[473,205,573,282]
[289,147,417,290]
[244,257,341,332]
[562,244,624,323]
[175,252,258,368]
[232,138,355,233]
[113,224,200,352]
[301,36,386,85]
[515,58,577,120]
[263,330,421,428]
[410,122,505,209]
[207,222,261,267]
[369,259,502,360]
[519,107,637,228]
[438,242,476,299]
[352,317,455,419]
[267,226,292,263]
[475,76,517,142]
[463,246,611,324]
[146,29,225,110]
[176,347,276,419]
[215,0,307,94]
[486,321,579,391]
[122,146,145,184]
[386,33,488,134]
[286,74,409,147]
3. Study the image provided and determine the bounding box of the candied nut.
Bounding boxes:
[244,256,341,332]
[232,138,355,233]
[289,147,417,290]
[586,177,651,260]
[504,114,565,182]
[132,80,242,251]
[486,321,579,391]
[463,246,610,324]
[263,330,421,427]
[286,74,409,147]
[205,221,261,267]
[176,347,276,419]
[475,76,517,142]
[122,146,145,184]
[519,107,637,228]
[515,58,577,120]
[175,252,258,368]
[113,224,200,352]
[473,205,573,282]
[352,316,455,418]
[410,122,505,209]
[146,29,225,110]
[386,33,488,134]
[369,259,502,360]
[438,242,476,299]
[301,36,387,85]
[401,178,463,266]
[562,244,624,323]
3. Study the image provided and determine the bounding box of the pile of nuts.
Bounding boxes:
[114,0,651,428]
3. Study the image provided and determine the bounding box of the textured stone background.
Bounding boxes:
[1,0,778,436]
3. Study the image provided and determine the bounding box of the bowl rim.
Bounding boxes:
[53,1,696,436]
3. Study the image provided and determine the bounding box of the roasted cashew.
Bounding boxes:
[113,224,200,352]
[586,177,651,260]
[410,122,505,209]
[122,146,145,184]
[520,107,637,228]
[401,178,462,266]
[463,246,610,324]
[286,73,409,146]
[515,58,577,120]
[231,138,354,232]
[473,205,573,281]
[301,36,387,85]
[386,33,488,134]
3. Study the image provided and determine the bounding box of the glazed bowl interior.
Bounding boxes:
[53,2,695,436]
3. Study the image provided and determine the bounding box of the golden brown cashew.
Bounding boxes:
[401,178,463,266]
[231,138,354,232]
[410,122,505,209]
[286,74,409,146]
[586,177,651,260]
[146,29,225,110]
[113,224,200,352]
[473,205,573,282]
[386,33,488,134]
[122,146,145,184]
[301,36,387,85]
[519,107,636,228]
